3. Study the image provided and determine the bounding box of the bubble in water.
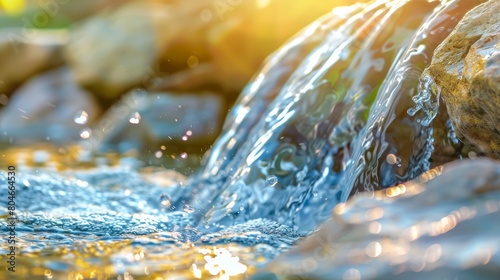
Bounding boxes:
[266,176,278,187]
[387,154,402,167]
[80,128,92,139]
[386,154,398,165]
[239,205,245,211]
[129,112,141,124]
[181,152,188,159]
[407,75,440,126]
[155,151,162,158]
[160,194,171,207]
[73,110,88,125]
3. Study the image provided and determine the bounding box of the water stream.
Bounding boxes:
[0,0,488,279]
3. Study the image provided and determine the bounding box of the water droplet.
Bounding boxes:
[266,176,278,187]
[160,194,171,207]
[80,128,92,139]
[73,110,88,124]
[129,112,141,124]
[386,154,402,167]
[386,154,398,165]
[181,152,188,159]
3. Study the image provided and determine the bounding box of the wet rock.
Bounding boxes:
[0,29,65,95]
[84,91,225,153]
[257,159,500,279]
[0,67,101,145]
[424,0,500,159]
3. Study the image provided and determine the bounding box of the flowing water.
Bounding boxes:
[0,0,489,279]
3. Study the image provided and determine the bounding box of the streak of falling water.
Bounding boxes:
[339,0,485,201]
[173,0,447,234]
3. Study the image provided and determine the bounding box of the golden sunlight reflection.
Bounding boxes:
[0,0,25,14]
[419,165,443,183]
[430,214,458,236]
[199,247,248,279]
[385,184,406,197]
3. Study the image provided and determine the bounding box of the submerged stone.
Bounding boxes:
[424,0,500,159]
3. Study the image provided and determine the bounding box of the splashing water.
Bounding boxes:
[0,0,488,279]
[176,0,479,234]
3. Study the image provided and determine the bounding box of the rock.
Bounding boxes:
[0,29,66,95]
[64,0,211,101]
[423,0,500,159]
[257,159,500,279]
[83,91,225,153]
[0,67,101,145]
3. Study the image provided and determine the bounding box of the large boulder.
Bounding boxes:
[255,159,500,279]
[423,0,500,159]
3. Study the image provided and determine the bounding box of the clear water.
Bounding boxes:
[0,0,489,279]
